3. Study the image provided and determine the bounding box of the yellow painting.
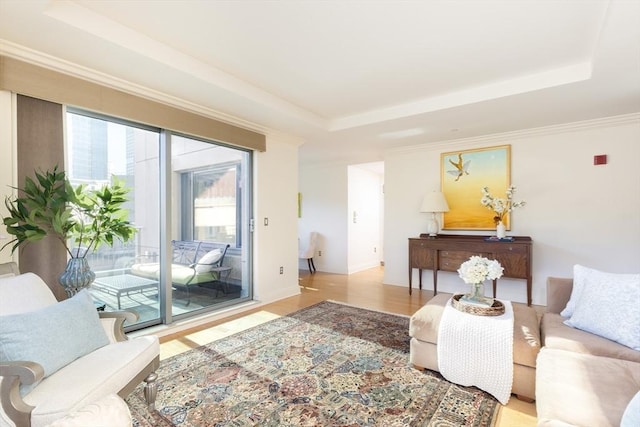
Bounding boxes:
[441,145,511,230]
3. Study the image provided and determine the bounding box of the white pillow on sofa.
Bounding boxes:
[560,265,640,318]
[194,249,222,273]
[564,268,640,350]
[621,391,640,427]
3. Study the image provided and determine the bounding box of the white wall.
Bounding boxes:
[253,134,301,302]
[384,114,640,305]
[0,91,15,264]
[298,163,349,273]
[348,165,383,273]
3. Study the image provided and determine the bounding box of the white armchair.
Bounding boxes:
[0,266,159,427]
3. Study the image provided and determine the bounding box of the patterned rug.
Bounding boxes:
[127,301,499,426]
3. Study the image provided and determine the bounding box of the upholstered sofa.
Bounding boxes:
[409,292,541,401]
[0,268,160,427]
[536,271,640,426]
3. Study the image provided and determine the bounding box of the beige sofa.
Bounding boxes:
[409,292,541,401]
[536,277,640,426]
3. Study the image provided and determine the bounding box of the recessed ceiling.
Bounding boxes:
[0,0,638,166]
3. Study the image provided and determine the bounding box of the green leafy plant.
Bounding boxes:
[2,166,136,257]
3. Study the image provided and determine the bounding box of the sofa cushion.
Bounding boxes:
[542,313,640,363]
[0,290,110,380]
[564,272,640,350]
[130,263,218,285]
[24,335,158,427]
[194,249,222,273]
[560,265,639,318]
[536,348,640,427]
[512,303,541,368]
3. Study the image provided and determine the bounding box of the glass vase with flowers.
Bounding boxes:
[457,255,504,306]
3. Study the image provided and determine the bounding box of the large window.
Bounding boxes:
[66,110,253,331]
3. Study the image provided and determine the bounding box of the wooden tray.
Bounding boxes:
[451,294,505,316]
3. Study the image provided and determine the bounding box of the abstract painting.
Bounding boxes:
[441,145,511,230]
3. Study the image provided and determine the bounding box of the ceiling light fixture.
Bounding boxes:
[379,128,425,140]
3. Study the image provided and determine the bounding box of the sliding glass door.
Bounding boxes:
[170,134,252,319]
[66,110,252,330]
[66,110,162,328]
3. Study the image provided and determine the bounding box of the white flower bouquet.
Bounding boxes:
[457,255,504,284]
[480,185,526,225]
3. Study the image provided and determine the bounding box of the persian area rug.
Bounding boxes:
[127,301,499,426]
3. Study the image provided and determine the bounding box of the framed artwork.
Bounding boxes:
[441,145,511,230]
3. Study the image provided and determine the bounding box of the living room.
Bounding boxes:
[0,1,639,426]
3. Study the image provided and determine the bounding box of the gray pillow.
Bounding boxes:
[0,289,110,378]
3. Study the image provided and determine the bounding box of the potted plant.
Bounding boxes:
[2,166,137,296]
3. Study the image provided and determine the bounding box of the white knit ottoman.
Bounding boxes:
[409,293,541,401]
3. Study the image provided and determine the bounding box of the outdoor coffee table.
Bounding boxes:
[91,274,158,310]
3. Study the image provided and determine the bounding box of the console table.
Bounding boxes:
[408,234,533,305]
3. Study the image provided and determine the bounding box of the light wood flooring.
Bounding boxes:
[159,266,538,426]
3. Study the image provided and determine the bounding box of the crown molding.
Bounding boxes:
[389,112,640,155]
[0,40,277,136]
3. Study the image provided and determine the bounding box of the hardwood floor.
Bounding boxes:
[159,266,537,426]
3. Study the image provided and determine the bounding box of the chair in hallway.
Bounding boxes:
[299,232,319,273]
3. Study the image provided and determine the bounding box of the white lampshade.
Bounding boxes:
[420,192,450,213]
[420,192,449,237]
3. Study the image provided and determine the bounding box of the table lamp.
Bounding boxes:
[420,191,449,237]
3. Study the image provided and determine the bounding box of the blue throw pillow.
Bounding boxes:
[0,289,110,378]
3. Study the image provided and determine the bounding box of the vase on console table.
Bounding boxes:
[496,221,506,239]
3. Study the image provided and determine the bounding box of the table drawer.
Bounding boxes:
[494,244,528,254]
[409,240,434,269]
[439,250,486,272]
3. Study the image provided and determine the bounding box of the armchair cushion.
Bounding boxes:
[23,336,157,427]
[46,393,131,427]
[194,249,222,273]
[0,273,58,315]
[0,289,110,381]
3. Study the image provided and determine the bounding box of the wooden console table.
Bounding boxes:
[408,234,533,305]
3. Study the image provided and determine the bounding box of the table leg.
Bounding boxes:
[433,268,438,296]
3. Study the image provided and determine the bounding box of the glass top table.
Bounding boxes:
[92,274,158,310]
